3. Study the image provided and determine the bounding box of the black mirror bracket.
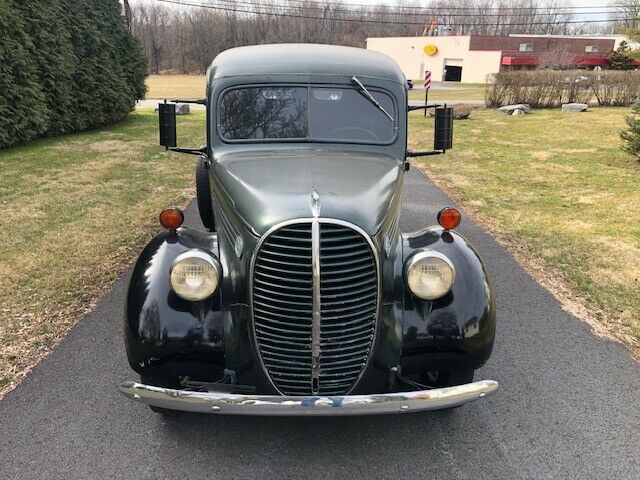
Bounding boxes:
[406,150,446,158]
[169,98,206,105]
[167,146,207,156]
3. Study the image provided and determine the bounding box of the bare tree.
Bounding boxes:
[538,45,576,69]
[128,0,608,74]
[610,0,640,30]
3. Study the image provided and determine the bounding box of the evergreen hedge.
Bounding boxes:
[0,0,147,148]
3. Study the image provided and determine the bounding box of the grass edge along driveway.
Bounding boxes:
[409,107,640,360]
[0,110,204,397]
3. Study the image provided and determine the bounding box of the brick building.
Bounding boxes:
[366,34,639,83]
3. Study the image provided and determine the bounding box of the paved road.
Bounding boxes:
[1,169,638,480]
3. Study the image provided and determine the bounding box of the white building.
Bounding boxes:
[366,34,638,83]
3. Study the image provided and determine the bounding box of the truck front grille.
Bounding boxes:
[252,221,378,396]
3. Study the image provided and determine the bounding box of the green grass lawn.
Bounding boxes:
[0,110,204,395]
[409,107,640,353]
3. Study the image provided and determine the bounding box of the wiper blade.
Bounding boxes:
[351,76,393,122]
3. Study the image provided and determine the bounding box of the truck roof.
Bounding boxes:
[207,43,406,85]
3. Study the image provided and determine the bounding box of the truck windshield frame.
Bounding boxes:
[216,83,398,146]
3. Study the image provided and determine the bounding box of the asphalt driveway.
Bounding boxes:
[1,168,638,480]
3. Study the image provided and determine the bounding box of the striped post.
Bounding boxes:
[424,70,431,116]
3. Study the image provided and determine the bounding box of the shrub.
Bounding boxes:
[607,41,636,71]
[486,70,640,108]
[621,97,640,161]
[0,0,147,149]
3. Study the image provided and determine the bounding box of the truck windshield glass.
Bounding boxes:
[219,86,395,143]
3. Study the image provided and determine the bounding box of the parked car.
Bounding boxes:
[120,44,497,415]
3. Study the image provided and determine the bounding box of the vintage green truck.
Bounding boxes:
[119,44,497,415]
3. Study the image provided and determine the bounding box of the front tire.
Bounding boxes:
[430,369,475,388]
[196,156,215,231]
[421,369,475,410]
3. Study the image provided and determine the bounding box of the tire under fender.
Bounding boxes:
[421,369,474,388]
[196,156,215,231]
[140,375,181,415]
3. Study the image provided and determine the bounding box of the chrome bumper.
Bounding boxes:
[119,380,498,416]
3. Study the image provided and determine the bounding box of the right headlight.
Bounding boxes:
[405,251,455,300]
[170,250,221,301]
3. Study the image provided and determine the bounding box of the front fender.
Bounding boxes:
[124,227,224,378]
[400,227,496,373]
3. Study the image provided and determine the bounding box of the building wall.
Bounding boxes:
[470,35,615,55]
[366,36,502,83]
[509,34,634,50]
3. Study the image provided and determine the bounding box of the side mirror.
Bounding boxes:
[158,103,177,148]
[157,99,207,156]
[434,106,453,152]
[406,105,454,158]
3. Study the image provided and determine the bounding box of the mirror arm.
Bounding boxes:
[406,150,445,157]
[167,146,207,156]
[407,104,439,112]
[169,98,206,105]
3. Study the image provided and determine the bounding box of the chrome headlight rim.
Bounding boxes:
[169,249,222,301]
[404,250,455,300]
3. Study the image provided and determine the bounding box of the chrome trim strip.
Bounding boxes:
[119,380,499,416]
[249,217,381,396]
[311,218,321,394]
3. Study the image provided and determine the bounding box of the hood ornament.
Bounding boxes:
[309,188,321,218]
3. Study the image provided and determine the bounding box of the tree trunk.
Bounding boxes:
[123,0,132,30]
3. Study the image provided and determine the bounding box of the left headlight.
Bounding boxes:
[405,251,455,300]
[170,250,221,301]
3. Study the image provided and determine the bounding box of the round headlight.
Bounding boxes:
[170,250,221,301]
[405,251,455,300]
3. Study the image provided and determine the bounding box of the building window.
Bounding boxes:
[519,43,534,52]
[585,45,599,53]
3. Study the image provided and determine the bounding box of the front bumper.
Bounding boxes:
[119,379,498,416]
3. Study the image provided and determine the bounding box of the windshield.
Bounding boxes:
[218,85,396,144]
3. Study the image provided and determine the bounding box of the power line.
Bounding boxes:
[158,0,635,26]
[163,0,640,13]
[165,0,631,18]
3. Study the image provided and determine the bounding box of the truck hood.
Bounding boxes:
[211,149,404,237]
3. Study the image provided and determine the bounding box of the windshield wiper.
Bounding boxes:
[351,76,393,122]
